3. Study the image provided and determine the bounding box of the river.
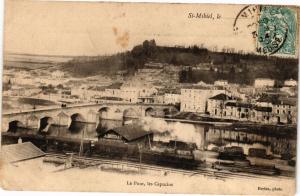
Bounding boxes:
[8,117,296,158]
[2,96,59,112]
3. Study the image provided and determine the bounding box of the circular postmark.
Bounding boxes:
[233,5,259,36]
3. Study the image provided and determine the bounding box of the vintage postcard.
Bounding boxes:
[1,0,299,195]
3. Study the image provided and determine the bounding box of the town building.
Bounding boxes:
[164,93,180,105]
[153,94,165,104]
[255,95,297,124]
[280,86,297,96]
[284,79,297,87]
[206,92,296,124]
[207,93,239,118]
[180,86,225,113]
[254,78,275,88]
[5,84,40,97]
[51,70,64,79]
[214,80,228,86]
[252,105,273,124]
[224,102,253,120]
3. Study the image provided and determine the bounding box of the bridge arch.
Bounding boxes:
[163,108,170,115]
[69,113,86,133]
[145,107,155,117]
[8,120,25,132]
[123,108,139,125]
[123,108,139,118]
[115,108,122,113]
[70,113,86,122]
[98,107,111,119]
[39,116,54,132]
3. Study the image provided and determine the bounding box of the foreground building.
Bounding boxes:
[98,125,153,145]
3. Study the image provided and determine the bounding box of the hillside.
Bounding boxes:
[62,40,209,76]
[61,40,298,85]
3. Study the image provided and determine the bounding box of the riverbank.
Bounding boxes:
[163,117,296,138]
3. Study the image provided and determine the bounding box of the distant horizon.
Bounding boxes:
[4,45,299,60]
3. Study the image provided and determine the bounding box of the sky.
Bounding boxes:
[4,0,276,56]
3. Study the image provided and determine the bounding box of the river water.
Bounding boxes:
[11,117,295,158]
[2,96,58,112]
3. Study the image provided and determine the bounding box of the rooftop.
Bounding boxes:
[257,94,297,106]
[1,142,45,163]
[181,85,224,90]
[209,93,234,101]
[103,125,153,142]
[255,78,275,81]
[254,106,272,112]
[225,102,253,108]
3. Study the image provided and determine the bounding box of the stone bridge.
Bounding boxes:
[2,102,177,132]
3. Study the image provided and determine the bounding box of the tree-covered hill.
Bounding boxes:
[61,39,298,85]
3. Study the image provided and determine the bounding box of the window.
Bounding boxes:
[277,109,279,114]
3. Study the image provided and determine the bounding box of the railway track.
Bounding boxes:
[45,153,213,177]
[44,153,293,180]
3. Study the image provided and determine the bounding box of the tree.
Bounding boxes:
[57,84,64,89]
[170,55,178,65]
[241,65,251,85]
[229,65,236,82]
[179,70,188,83]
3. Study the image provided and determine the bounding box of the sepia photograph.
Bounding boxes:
[0,0,299,195]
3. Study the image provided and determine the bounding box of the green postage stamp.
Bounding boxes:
[256,6,297,55]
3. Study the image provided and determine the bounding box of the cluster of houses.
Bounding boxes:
[207,93,297,124]
[3,69,68,97]
[2,66,297,125]
[180,78,297,125]
[72,82,159,104]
